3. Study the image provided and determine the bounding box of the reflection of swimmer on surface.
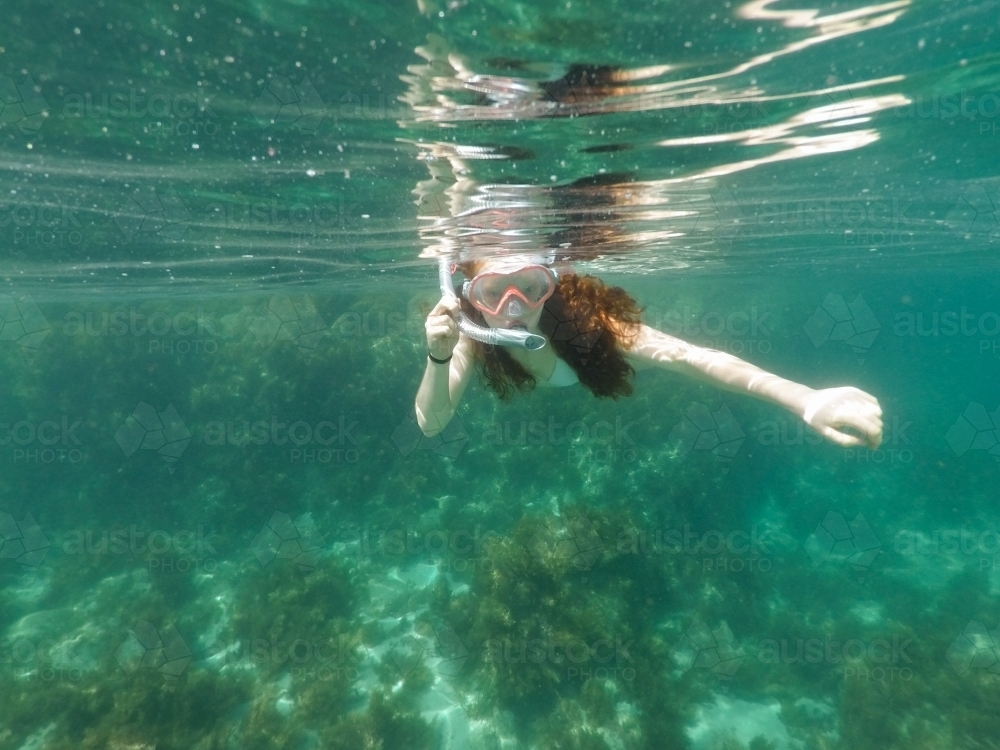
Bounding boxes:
[414,252,883,449]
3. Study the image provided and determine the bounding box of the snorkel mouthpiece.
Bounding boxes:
[520,333,546,351]
[438,259,547,351]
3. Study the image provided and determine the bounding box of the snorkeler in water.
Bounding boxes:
[414,253,883,448]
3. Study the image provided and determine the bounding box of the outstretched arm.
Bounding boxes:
[621,324,883,448]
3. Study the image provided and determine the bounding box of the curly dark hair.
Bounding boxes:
[458,266,643,400]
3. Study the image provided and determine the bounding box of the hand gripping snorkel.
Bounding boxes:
[438,258,547,350]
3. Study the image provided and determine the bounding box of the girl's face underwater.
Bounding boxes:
[467,259,556,333]
[481,300,545,332]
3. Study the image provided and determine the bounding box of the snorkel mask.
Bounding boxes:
[463,264,557,320]
[438,257,550,350]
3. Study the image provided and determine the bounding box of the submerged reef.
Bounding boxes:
[1,284,999,750]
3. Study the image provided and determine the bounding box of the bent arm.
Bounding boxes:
[415,335,476,437]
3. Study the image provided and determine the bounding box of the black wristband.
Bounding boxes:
[428,351,452,365]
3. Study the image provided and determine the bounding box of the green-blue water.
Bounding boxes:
[1,0,1000,747]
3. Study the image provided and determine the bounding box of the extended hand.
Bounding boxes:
[800,387,883,449]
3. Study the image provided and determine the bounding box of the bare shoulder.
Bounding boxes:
[618,323,692,371]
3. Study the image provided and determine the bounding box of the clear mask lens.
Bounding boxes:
[468,266,555,316]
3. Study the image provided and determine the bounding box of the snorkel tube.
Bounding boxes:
[438,258,547,351]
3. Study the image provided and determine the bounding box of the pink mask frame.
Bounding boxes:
[463,265,558,318]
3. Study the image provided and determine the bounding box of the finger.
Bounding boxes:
[428,314,459,329]
[857,397,881,413]
[848,418,882,449]
[819,425,864,447]
[430,297,460,317]
[845,388,881,411]
[852,415,882,436]
[432,309,458,326]
[830,416,882,445]
[866,425,884,450]
[844,397,881,417]
[434,296,460,315]
[846,386,876,401]
[426,326,454,340]
[845,404,882,425]
[427,331,458,343]
[860,393,882,414]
